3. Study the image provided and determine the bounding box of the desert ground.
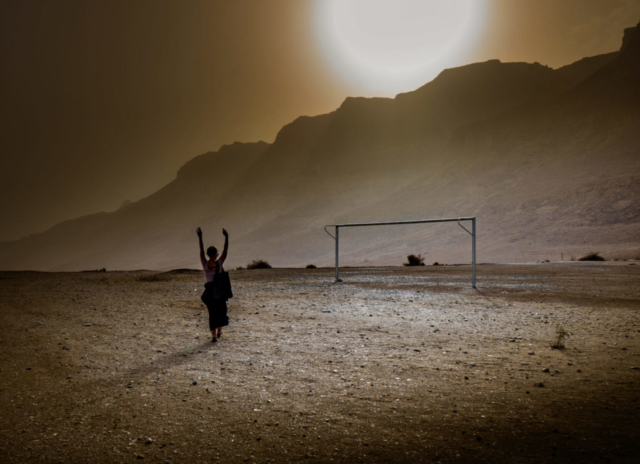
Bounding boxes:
[1,263,639,463]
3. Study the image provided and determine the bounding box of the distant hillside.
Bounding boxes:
[1,22,639,271]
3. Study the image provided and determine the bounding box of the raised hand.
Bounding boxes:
[222,228,228,238]
[196,227,203,237]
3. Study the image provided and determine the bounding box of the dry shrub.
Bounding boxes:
[551,325,570,350]
[247,259,272,270]
[306,264,317,269]
[182,345,194,356]
[578,252,605,261]
[404,254,425,266]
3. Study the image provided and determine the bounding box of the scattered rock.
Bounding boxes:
[145,437,153,445]
[534,382,544,387]
[542,368,550,373]
[192,380,198,385]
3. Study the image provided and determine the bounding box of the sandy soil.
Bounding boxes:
[1,263,639,463]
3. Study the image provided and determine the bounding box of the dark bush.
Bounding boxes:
[235,266,245,271]
[578,252,605,261]
[306,264,317,269]
[404,254,425,266]
[432,262,439,266]
[247,259,272,270]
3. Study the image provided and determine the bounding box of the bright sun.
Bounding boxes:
[314,0,487,96]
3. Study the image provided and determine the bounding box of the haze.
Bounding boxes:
[1,0,639,242]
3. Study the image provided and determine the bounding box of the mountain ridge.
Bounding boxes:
[1,22,639,271]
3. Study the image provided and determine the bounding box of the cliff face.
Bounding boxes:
[1,23,639,271]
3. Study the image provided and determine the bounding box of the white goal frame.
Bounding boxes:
[324,217,477,288]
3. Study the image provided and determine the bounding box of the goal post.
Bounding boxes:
[324,217,477,288]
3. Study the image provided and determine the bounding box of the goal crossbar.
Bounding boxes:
[324,217,476,288]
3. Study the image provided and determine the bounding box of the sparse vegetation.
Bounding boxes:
[306,264,317,269]
[247,259,272,270]
[235,266,245,271]
[404,254,425,266]
[579,252,605,261]
[182,345,194,356]
[551,325,571,350]
[433,262,439,266]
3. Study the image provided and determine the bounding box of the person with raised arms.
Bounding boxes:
[196,227,229,342]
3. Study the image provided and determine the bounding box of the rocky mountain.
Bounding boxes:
[1,22,639,271]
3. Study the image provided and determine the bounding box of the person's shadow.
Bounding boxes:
[104,340,218,387]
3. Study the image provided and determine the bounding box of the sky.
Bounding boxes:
[1,0,639,242]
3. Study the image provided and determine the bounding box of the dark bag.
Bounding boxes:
[212,261,233,301]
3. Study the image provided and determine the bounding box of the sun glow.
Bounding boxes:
[314,0,487,96]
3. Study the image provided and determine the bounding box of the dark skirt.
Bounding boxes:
[201,283,229,330]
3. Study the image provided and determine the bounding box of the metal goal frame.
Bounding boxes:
[324,217,477,288]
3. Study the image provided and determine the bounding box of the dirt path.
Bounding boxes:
[1,263,639,463]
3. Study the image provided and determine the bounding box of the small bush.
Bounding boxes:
[404,254,425,266]
[551,325,570,350]
[306,264,317,269]
[182,345,194,356]
[247,259,272,270]
[578,252,605,261]
[235,266,245,271]
[432,262,439,266]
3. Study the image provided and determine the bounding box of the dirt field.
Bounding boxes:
[1,263,639,463]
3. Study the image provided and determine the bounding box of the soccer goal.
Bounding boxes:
[324,217,477,288]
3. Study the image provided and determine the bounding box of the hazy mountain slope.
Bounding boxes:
[322,24,640,265]
[0,23,638,271]
[0,142,269,270]
[231,23,639,267]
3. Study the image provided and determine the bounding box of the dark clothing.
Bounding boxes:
[202,282,229,329]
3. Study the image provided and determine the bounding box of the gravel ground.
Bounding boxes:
[1,263,639,463]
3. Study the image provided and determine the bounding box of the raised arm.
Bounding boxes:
[196,227,205,263]
[219,228,229,265]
